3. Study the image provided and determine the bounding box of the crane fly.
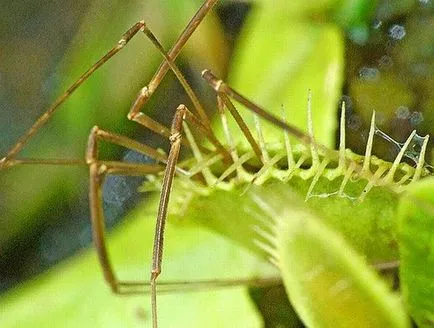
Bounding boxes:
[1,1,433,327]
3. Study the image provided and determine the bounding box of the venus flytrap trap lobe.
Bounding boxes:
[1,0,434,327]
[250,191,410,328]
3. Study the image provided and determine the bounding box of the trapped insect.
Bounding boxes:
[1,1,433,327]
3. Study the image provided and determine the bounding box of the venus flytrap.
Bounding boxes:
[0,1,433,327]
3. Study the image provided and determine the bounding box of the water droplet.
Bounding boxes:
[396,106,410,119]
[358,67,380,81]
[389,24,406,40]
[409,111,424,126]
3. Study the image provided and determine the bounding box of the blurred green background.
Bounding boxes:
[0,0,433,325]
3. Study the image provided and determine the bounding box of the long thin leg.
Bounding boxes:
[147,0,219,95]
[218,93,263,162]
[183,108,230,161]
[121,105,212,160]
[88,162,163,295]
[86,126,168,164]
[0,22,145,165]
[1,0,219,167]
[151,104,187,328]
[84,125,281,296]
[201,70,315,148]
[134,23,232,164]
[2,158,86,169]
[129,0,219,124]
[86,126,169,294]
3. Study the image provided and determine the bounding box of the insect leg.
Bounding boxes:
[129,22,232,164]
[0,21,145,166]
[201,70,315,148]
[128,0,219,127]
[150,104,187,328]
[218,93,263,162]
[1,0,220,168]
[86,126,171,295]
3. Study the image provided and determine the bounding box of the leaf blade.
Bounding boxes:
[398,177,434,327]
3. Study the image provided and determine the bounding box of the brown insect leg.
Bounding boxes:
[128,0,219,123]
[0,21,145,166]
[133,24,232,165]
[86,126,168,294]
[201,70,315,145]
[150,104,187,328]
[217,93,264,162]
[1,0,219,167]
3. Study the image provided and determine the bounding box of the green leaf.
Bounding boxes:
[0,193,272,327]
[222,2,344,149]
[269,189,409,328]
[398,177,434,327]
[252,0,340,16]
[331,0,377,29]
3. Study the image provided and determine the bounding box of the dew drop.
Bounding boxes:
[349,26,370,45]
[395,106,410,119]
[389,24,406,40]
[358,67,380,81]
[409,111,424,126]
